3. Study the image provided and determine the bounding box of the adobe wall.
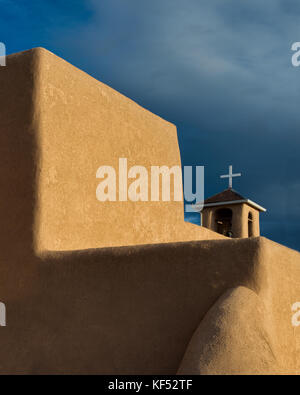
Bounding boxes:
[0,47,223,261]
[178,286,279,374]
[32,48,223,251]
[179,237,300,374]
[0,49,40,299]
[0,237,299,374]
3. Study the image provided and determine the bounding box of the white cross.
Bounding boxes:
[220,165,241,189]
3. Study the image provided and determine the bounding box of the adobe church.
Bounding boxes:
[0,48,300,375]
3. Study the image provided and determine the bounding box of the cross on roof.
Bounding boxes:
[220,165,241,189]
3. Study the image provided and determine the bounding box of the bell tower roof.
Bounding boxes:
[205,188,245,204]
[203,188,266,212]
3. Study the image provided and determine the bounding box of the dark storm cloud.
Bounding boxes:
[55,0,300,147]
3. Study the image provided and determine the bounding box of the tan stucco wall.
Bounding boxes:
[30,48,223,251]
[178,238,300,374]
[178,286,278,374]
[202,203,260,238]
[0,48,300,375]
[0,237,299,374]
[0,49,38,300]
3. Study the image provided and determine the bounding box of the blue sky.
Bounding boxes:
[1,0,300,250]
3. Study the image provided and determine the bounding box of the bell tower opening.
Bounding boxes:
[215,208,233,237]
[248,212,253,237]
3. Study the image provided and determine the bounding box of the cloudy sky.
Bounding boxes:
[1,0,300,250]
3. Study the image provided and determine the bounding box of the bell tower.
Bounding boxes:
[200,166,266,238]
